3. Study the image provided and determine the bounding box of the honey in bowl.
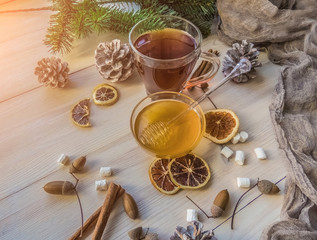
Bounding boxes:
[134,99,204,158]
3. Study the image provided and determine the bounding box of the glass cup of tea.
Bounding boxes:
[129,15,219,95]
[130,91,206,158]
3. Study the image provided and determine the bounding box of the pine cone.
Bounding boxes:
[170,221,217,240]
[34,56,70,88]
[95,39,134,82]
[222,40,261,83]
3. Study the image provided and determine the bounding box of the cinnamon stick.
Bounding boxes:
[91,183,122,240]
[191,49,214,78]
[69,185,125,240]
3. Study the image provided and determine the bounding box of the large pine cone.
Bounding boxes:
[34,56,70,88]
[222,40,261,83]
[95,39,133,82]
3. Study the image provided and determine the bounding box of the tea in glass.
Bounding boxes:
[133,28,198,94]
[129,16,203,94]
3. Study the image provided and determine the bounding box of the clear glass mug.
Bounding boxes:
[129,15,219,95]
[130,91,206,158]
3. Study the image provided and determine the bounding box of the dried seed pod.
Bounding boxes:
[258,180,280,194]
[69,156,86,173]
[123,192,138,219]
[128,226,143,240]
[44,181,75,195]
[211,189,229,218]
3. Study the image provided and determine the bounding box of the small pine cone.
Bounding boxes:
[222,40,262,83]
[34,56,70,88]
[95,39,134,82]
[170,221,216,240]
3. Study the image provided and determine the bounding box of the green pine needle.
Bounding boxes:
[44,0,216,54]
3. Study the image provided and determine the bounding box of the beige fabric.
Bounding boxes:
[217,0,317,239]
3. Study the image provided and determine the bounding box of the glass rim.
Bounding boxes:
[128,15,202,63]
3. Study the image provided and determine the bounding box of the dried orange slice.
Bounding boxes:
[71,98,91,127]
[92,83,118,106]
[168,154,210,189]
[204,109,239,144]
[149,158,180,195]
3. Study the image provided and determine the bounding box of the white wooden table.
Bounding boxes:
[0,1,286,239]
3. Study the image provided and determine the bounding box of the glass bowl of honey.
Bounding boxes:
[130,91,206,158]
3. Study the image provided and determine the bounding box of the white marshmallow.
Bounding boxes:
[239,131,249,142]
[221,146,234,159]
[254,147,267,160]
[231,133,241,144]
[57,153,69,165]
[186,209,198,222]
[95,179,107,191]
[100,167,112,177]
[237,177,251,188]
[235,150,245,165]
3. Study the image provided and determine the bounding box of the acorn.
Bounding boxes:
[257,180,280,194]
[211,189,229,218]
[123,192,139,219]
[69,156,86,173]
[43,181,75,195]
[128,226,143,240]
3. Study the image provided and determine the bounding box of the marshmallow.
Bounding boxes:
[186,209,198,222]
[57,153,69,165]
[254,147,267,160]
[239,131,249,142]
[237,177,251,188]
[231,133,241,144]
[235,150,245,165]
[95,179,107,191]
[100,167,112,177]
[221,146,234,159]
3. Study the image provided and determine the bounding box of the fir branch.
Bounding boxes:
[43,0,215,54]
[43,12,74,54]
[86,8,110,34]
[72,11,93,39]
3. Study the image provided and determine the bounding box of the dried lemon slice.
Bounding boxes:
[204,109,239,144]
[168,154,210,189]
[71,98,91,127]
[92,83,118,106]
[149,158,180,195]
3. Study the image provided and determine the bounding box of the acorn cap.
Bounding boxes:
[258,180,280,194]
[128,226,143,240]
[211,204,224,218]
[144,232,159,240]
[69,156,86,173]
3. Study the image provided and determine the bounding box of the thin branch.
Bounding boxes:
[231,181,259,229]
[73,189,84,237]
[186,195,214,218]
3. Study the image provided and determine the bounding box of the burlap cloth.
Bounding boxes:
[217,0,317,239]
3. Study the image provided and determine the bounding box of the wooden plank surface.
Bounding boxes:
[0,1,286,239]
